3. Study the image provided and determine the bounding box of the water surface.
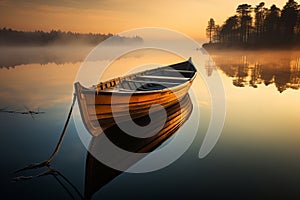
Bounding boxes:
[0,48,299,199]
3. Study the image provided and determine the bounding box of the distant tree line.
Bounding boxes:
[0,28,143,46]
[204,0,300,49]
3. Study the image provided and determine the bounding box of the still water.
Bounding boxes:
[0,47,300,199]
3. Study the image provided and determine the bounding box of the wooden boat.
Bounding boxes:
[74,58,197,136]
[84,94,193,199]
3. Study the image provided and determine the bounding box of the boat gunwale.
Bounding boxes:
[79,79,194,95]
[80,59,197,94]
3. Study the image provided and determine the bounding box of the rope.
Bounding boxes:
[13,165,84,200]
[14,93,77,173]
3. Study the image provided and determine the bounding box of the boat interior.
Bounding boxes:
[94,60,197,93]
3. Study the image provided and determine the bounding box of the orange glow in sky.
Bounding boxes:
[0,0,287,41]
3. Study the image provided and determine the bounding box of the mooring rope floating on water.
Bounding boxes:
[14,93,77,174]
[13,165,84,200]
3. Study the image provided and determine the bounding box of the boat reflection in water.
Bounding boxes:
[84,93,193,199]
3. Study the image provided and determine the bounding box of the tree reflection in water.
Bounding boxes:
[205,51,300,93]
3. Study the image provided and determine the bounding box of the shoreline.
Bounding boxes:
[202,43,300,52]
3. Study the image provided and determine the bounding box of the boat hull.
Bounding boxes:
[75,80,193,136]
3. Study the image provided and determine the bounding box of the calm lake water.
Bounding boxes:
[0,47,300,199]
